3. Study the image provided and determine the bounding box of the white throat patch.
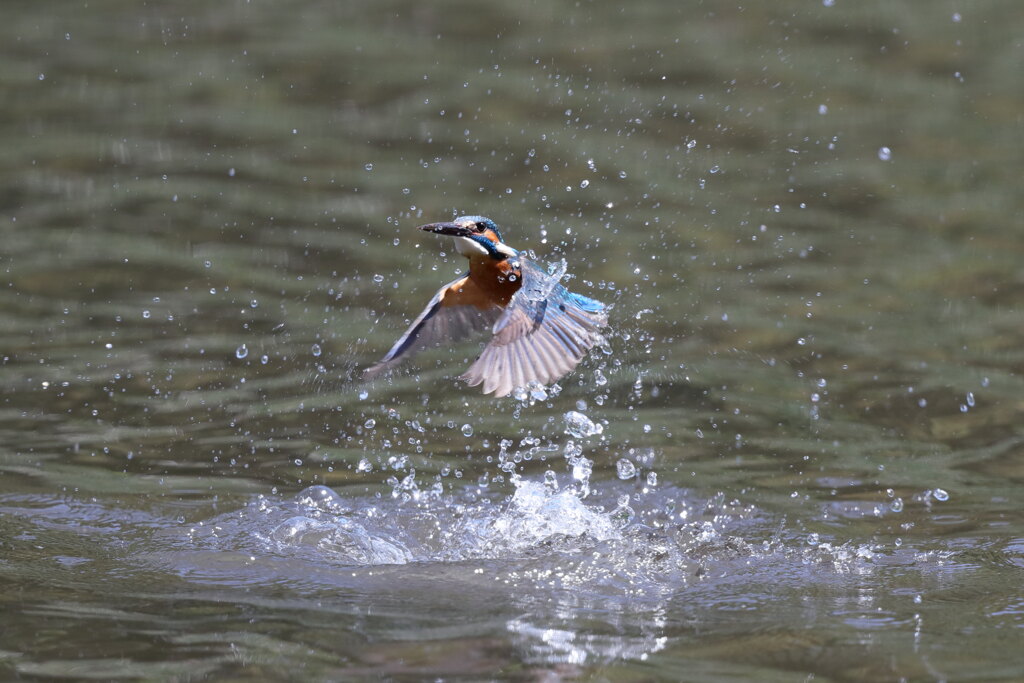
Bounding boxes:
[453,235,489,257]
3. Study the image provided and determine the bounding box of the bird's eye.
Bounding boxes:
[474,222,487,232]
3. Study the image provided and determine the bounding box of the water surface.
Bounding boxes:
[2,0,1023,679]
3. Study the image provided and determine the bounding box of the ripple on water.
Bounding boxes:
[0,484,977,670]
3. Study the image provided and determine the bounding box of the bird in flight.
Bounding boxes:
[364,215,607,396]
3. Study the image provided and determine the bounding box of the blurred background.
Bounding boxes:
[2,0,1023,679]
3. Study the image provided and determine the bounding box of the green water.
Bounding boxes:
[2,0,1023,680]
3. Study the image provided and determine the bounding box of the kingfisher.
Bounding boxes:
[364,215,607,397]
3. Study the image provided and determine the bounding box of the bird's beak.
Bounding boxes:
[417,222,473,236]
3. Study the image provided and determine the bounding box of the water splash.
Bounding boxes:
[173,474,908,599]
[513,252,568,303]
[189,479,630,568]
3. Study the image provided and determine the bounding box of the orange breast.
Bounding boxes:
[444,259,521,309]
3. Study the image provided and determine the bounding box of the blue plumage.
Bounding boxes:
[365,216,608,396]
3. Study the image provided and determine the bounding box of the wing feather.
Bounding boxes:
[534,332,570,377]
[460,257,607,397]
[521,333,554,385]
[364,276,500,380]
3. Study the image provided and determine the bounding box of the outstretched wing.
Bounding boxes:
[461,257,607,397]
[364,276,502,380]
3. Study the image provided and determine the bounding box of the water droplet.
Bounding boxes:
[461,424,474,437]
[373,274,384,283]
[235,344,248,359]
[579,179,590,189]
[646,471,658,486]
[311,343,322,357]
[890,498,904,512]
[528,381,548,401]
[933,488,949,502]
[357,458,373,473]
[818,104,828,115]
[563,411,603,438]
[966,392,975,407]
[616,458,636,479]
[142,310,151,319]
[364,418,376,429]
[618,171,628,179]
[358,390,368,400]
[878,146,892,161]
[364,163,374,171]
[572,457,593,483]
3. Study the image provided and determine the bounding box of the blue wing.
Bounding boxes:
[364,276,501,380]
[461,257,608,397]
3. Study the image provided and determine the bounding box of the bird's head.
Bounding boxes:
[418,215,517,260]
